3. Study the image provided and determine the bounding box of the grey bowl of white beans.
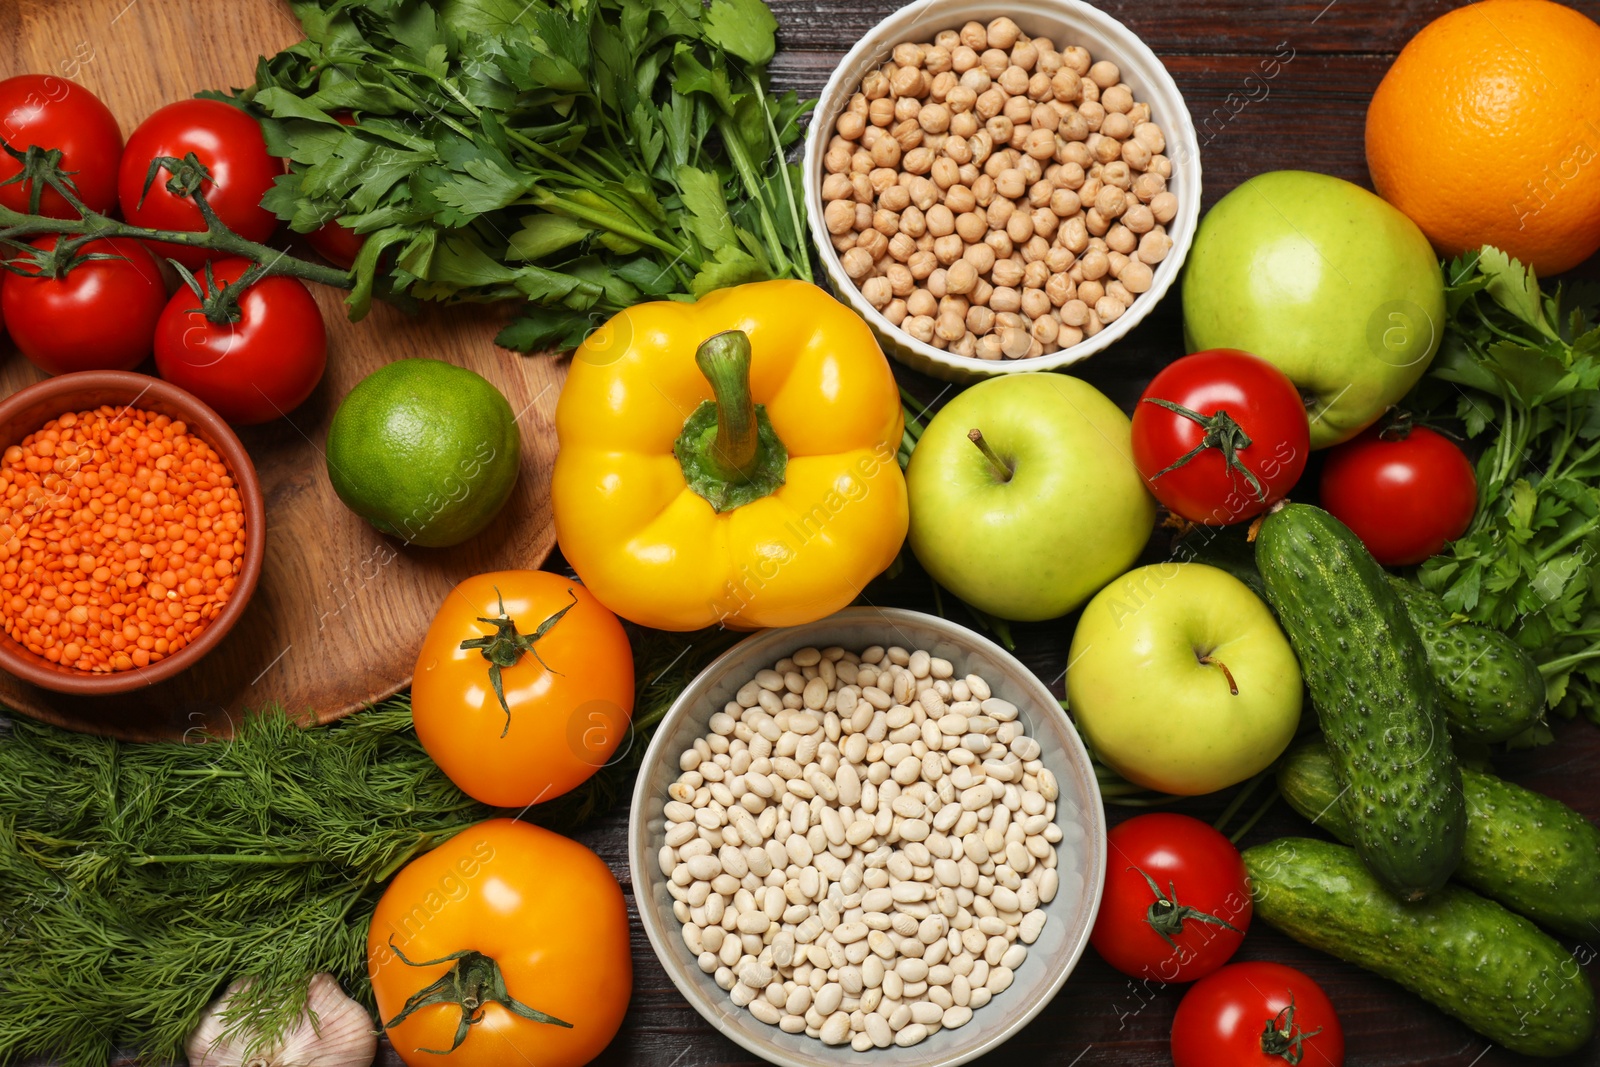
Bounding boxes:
[628,606,1107,1067]
[802,0,1201,383]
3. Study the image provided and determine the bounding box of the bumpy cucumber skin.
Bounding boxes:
[1244,837,1596,1057]
[1255,504,1465,900]
[1279,739,1600,938]
[1387,576,1547,743]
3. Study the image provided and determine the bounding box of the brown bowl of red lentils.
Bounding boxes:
[0,370,264,695]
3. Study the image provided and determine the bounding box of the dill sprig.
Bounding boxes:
[0,625,738,1066]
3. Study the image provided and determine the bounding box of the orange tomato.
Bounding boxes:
[369,819,632,1067]
[413,570,634,807]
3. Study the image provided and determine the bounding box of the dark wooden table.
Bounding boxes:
[538,3,1600,1067]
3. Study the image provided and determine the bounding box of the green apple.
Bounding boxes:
[906,374,1155,622]
[1182,170,1446,448]
[1067,562,1301,795]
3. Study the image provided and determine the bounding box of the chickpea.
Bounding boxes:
[1079,77,1100,104]
[1150,153,1173,179]
[960,68,992,95]
[976,333,1004,360]
[900,204,928,239]
[958,161,981,185]
[942,259,977,295]
[1132,171,1166,202]
[1031,313,1060,345]
[926,204,956,238]
[938,293,970,318]
[1020,287,1052,320]
[1045,188,1079,218]
[1037,47,1063,74]
[1050,70,1081,105]
[971,277,994,307]
[823,200,855,235]
[1003,94,1034,125]
[860,276,893,309]
[907,288,938,317]
[904,314,937,343]
[908,176,939,209]
[963,241,997,274]
[960,21,988,50]
[890,65,923,97]
[931,156,961,189]
[947,185,977,214]
[1107,250,1129,278]
[1031,102,1061,133]
[1101,85,1133,114]
[886,262,916,297]
[1056,110,1089,144]
[1027,71,1054,102]
[1079,247,1110,281]
[1059,215,1089,253]
[967,304,997,335]
[986,17,1021,49]
[984,197,1015,230]
[1000,326,1032,358]
[1085,206,1111,236]
[1023,128,1057,160]
[988,256,1022,288]
[1128,101,1151,124]
[968,130,994,166]
[986,115,1015,145]
[869,167,898,196]
[1121,138,1153,171]
[1045,272,1074,306]
[934,233,964,264]
[995,311,1026,331]
[1046,245,1075,272]
[840,247,874,280]
[952,332,978,357]
[1031,207,1060,240]
[1006,211,1035,243]
[1119,257,1154,294]
[1092,132,1123,164]
[1087,60,1120,89]
[1101,112,1133,142]
[831,231,857,252]
[1061,298,1090,327]
[977,48,1007,79]
[1060,140,1093,169]
[881,184,912,213]
[859,228,890,260]
[951,44,979,73]
[1078,278,1106,306]
[824,145,851,174]
[1012,39,1039,72]
[971,173,997,207]
[1133,121,1165,154]
[918,102,952,135]
[837,111,868,141]
[821,173,853,201]
[934,309,966,342]
[1093,184,1127,218]
[872,208,901,237]
[893,42,925,69]
[893,118,924,151]
[1095,295,1124,323]
[991,168,1024,200]
[1062,46,1091,75]
[955,211,987,243]
[1137,227,1172,264]
[883,298,909,326]
[1121,203,1155,234]
[896,93,925,123]
[1150,191,1178,224]
[1023,259,1050,288]
[852,171,875,202]
[1079,101,1106,134]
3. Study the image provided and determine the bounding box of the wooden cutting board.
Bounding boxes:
[0,0,564,741]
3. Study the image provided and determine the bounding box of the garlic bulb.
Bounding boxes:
[187,973,377,1067]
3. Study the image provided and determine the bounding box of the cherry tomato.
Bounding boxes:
[152,257,326,424]
[0,75,123,218]
[1319,421,1477,566]
[1132,350,1310,525]
[369,819,632,1067]
[1173,962,1345,1067]
[1,235,166,375]
[413,570,634,808]
[117,100,279,268]
[1091,813,1252,983]
[306,112,366,268]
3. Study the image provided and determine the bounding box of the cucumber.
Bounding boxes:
[1255,504,1464,900]
[1386,575,1547,743]
[1244,837,1596,1057]
[1278,738,1600,938]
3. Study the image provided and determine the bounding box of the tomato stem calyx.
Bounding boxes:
[1142,398,1267,502]
[172,258,269,326]
[1259,993,1323,1066]
[458,586,577,738]
[674,330,788,513]
[1134,865,1242,950]
[382,936,574,1054]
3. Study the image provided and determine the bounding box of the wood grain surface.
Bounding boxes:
[0,0,565,741]
[3,1,1598,1066]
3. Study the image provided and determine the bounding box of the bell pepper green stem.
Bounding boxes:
[697,331,761,480]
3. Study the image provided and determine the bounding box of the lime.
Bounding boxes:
[325,359,521,548]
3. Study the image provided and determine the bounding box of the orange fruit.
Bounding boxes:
[1366,0,1600,276]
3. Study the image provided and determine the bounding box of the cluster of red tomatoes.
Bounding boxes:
[1131,349,1478,565]
[0,75,358,426]
[1093,813,1344,1066]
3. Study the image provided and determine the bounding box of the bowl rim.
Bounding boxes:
[802,0,1203,377]
[0,370,266,695]
[627,605,1108,1067]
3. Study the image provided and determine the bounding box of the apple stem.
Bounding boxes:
[967,429,1013,482]
[1201,655,1239,695]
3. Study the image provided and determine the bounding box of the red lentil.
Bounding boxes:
[0,406,246,673]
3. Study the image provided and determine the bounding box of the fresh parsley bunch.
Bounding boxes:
[241,0,812,350]
[1408,247,1600,731]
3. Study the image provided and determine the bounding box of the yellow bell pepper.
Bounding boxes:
[553,280,908,631]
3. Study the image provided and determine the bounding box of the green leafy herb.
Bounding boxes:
[0,624,738,1066]
[240,0,813,349]
[1406,246,1600,732]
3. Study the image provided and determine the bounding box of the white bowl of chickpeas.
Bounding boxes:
[804,2,1200,381]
